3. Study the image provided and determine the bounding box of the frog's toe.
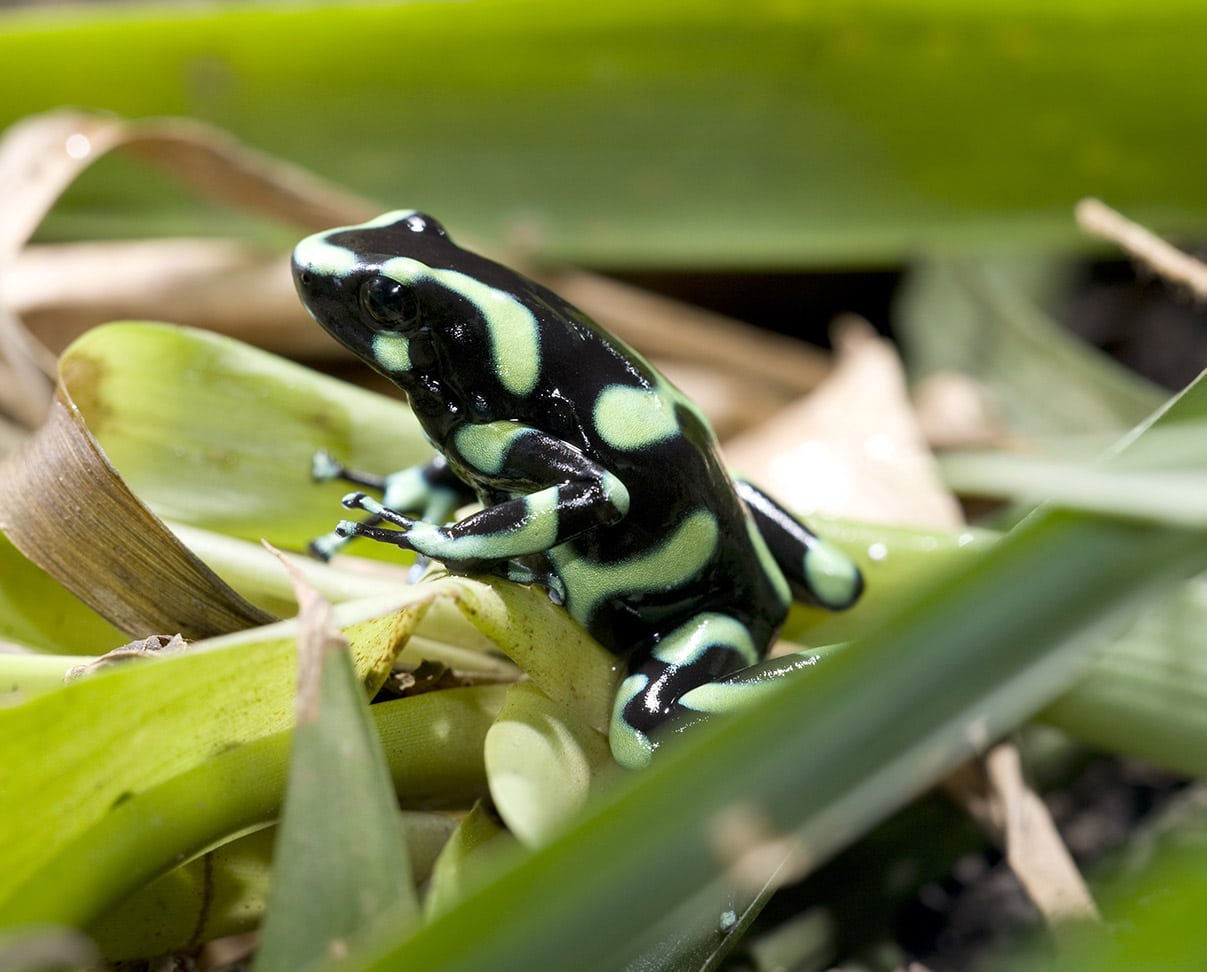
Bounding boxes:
[311,449,343,482]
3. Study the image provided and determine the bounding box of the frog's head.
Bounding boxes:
[292,210,458,386]
[293,211,546,408]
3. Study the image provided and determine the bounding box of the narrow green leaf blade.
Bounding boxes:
[255,572,418,972]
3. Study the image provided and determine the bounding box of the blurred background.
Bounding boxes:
[3,0,1205,373]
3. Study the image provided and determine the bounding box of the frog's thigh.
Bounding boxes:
[609,612,758,769]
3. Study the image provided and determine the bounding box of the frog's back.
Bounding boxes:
[512,304,792,656]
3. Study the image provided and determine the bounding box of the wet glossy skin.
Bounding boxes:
[293,211,862,767]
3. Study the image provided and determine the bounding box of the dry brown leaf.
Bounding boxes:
[263,541,346,724]
[945,742,1100,927]
[9,240,326,358]
[0,390,274,639]
[913,370,1011,452]
[724,315,963,529]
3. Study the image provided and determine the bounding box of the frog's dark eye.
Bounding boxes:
[359,276,420,329]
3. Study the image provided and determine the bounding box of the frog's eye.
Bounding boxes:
[360,275,420,329]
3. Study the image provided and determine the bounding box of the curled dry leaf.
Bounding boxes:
[263,540,347,724]
[8,240,331,360]
[913,370,1012,452]
[724,315,963,530]
[0,386,275,640]
[64,633,187,682]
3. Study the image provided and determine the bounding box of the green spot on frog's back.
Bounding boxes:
[454,422,528,475]
[551,509,719,627]
[435,269,541,398]
[593,385,680,451]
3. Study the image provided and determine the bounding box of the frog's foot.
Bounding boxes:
[332,492,418,551]
[341,492,417,528]
[311,449,388,491]
[308,531,347,562]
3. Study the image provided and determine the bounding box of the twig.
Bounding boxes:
[1076,197,1207,302]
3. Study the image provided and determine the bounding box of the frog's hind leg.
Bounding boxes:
[735,479,863,610]
[610,613,760,770]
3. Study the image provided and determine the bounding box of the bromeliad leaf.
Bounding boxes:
[484,680,614,847]
[254,553,418,972]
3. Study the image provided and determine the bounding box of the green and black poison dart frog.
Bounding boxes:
[292,211,863,769]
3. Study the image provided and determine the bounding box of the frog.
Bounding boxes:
[292,211,863,769]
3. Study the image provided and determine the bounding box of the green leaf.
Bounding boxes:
[940,453,1207,527]
[0,532,122,654]
[3,3,1207,264]
[255,564,418,972]
[60,322,426,546]
[0,592,431,928]
[89,812,459,960]
[422,804,514,922]
[484,681,614,847]
[1042,575,1207,778]
[0,569,612,940]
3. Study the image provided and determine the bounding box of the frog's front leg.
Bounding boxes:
[309,452,472,561]
[735,479,863,610]
[336,421,630,572]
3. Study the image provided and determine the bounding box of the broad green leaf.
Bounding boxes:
[255,567,418,972]
[0,592,429,926]
[0,674,503,938]
[484,681,614,847]
[0,533,122,654]
[0,321,429,641]
[60,322,425,545]
[0,570,611,936]
[1,3,1206,265]
[94,826,279,960]
[430,576,615,737]
[940,443,1207,526]
[782,517,994,644]
[1043,576,1207,778]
